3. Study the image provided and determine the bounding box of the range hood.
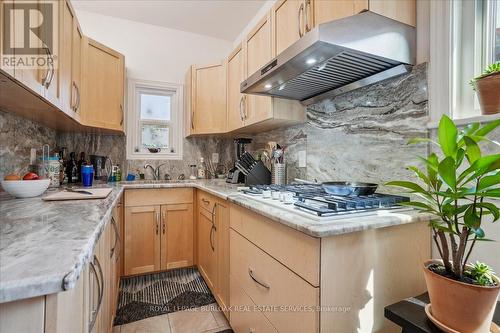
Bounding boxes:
[240,11,415,106]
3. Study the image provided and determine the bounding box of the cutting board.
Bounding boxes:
[42,188,113,201]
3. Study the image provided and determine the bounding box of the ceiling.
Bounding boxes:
[72,0,268,41]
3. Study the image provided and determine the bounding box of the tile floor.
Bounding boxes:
[112,303,231,333]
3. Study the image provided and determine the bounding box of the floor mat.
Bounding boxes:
[114,267,216,326]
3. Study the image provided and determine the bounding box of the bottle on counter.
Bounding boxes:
[47,154,60,188]
[115,164,122,182]
[59,148,67,185]
[197,158,206,179]
[66,152,78,183]
[77,152,86,182]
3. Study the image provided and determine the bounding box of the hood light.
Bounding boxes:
[306,58,317,65]
[264,84,272,89]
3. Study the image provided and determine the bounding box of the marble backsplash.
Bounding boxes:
[0,110,234,181]
[249,63,429,190]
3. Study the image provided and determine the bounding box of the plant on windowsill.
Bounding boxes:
[470,62,500,115]
[387,115,500,332]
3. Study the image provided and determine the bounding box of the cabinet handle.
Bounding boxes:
[89,255,104,332]
[201,198,210,205]
[243,95,248,120]
[239,95,245,121]
[120,105,124,125]
[71,81,76,110]
[41,47,51,88]
[162,212,166,234]
[155,212,160,235]
[248,267,270,289]
[110,216,120,258]
[191,109,195,130]
[75,83,81,112]
[304,0,312,32]
[209,225,215,252]
[211,202,217,218]
[298,3,305,38]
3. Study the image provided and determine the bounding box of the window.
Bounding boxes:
[126,79,183,160]
[429,0,500,125]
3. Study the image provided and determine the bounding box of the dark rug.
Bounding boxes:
[114,267,216,325]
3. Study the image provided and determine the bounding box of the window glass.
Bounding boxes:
[140,93,171,121]
[141,124,169,148]
[495,4,500,61]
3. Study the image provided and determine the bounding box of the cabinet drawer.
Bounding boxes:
[230,204,320,286]
[230,230,319,333]
[230,274,278,333]
[197,190,217,213]
[125,188,193,206]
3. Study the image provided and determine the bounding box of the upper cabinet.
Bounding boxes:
[271,0,306,56]
[227,44,246,132]
[81,38,125,132]
[185,62,227,136]
[0,0,126,133]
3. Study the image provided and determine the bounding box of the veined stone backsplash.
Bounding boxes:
[249,63,429,191]
[0,110,234,181]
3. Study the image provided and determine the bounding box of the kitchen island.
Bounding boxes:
[0,180,431,333]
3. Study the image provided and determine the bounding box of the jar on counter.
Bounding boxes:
[47,155,60,188]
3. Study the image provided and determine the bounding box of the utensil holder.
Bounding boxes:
[273,163,286,185]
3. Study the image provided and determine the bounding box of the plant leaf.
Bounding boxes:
[438,115,458,157]
[407,166,431,186]
[474,189,500,197]
[408,137,438,146]
[438,156,456,189]
[386,181,427,193]
[477,172,500,191]
[463,136,481,164]
[399,201,436,212]
[476,202,500,221]
[475,119,500,138]
[464,205,481,229]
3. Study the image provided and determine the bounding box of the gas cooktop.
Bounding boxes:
[241,184,410,220]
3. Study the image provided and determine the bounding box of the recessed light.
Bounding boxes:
[264,84,272,89]
[306,58,317,65]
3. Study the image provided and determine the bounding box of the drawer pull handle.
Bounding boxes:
[248,268,270,289]
[202,198,210,205]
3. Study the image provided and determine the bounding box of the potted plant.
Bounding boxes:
[470,62,500,115]
[387,115,500,332]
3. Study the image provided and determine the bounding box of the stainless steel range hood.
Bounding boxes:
[240,11,415,106]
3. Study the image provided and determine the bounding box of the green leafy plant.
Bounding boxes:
[470,61,500,89]
[387,115,500,282]
[468,262,496,286]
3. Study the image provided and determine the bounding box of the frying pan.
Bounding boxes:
[294,179,378,196]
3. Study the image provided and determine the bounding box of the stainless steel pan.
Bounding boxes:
[294,179,378,196]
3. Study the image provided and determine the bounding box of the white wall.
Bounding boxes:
[75,10,232,83]
[232,0,275,48]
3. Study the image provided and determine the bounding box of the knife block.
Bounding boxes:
[244,161,272,186]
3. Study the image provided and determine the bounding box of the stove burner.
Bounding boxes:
[242,184,409,217]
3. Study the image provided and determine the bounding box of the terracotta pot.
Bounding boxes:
[475,72,500,115]
[423,260,500,333]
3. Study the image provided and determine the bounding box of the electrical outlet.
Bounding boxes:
[298,150,306,168]
[212,153,219,164]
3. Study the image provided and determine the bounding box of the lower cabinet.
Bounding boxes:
[0,200,123,333]
[196,191,230,318]
[123,189,194,276]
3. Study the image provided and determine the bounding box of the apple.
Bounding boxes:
[23,172,39,180]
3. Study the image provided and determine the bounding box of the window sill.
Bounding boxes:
[427,113,500,129]
[126,152,183,160]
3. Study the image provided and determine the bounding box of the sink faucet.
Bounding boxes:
[144,163,168,180]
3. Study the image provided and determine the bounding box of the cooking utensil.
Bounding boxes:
[65,188,93,195]
[293,178,378,196]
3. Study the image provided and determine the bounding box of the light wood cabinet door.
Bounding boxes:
[162,203,194,270]
[40,0,60,107]
[369,0,415,27]
[59,0,78,118]
[82,37,124,131]
[311,0,365,26]
[272,0,305,55]
[216,201,230,318]
[124,205,161,275]
[189,63,227,135]
[244,14,273,126]
[227,44,246,132]
[197,208,218,292]
[71,20,83,116]
[0,0,14,77]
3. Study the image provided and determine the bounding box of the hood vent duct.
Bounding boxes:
[240,11,416,106]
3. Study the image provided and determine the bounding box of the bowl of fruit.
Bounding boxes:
[1,173,50,198]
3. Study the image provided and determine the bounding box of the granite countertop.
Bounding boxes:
[0,179,430,303]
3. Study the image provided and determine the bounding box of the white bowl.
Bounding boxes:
[1,179,50,198]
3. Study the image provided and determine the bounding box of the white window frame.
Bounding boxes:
[126,78,184,160]
[428,0,500,127]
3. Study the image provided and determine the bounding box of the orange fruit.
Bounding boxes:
[4,174,21,181]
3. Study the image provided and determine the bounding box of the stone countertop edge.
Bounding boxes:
[0,181,431,303]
